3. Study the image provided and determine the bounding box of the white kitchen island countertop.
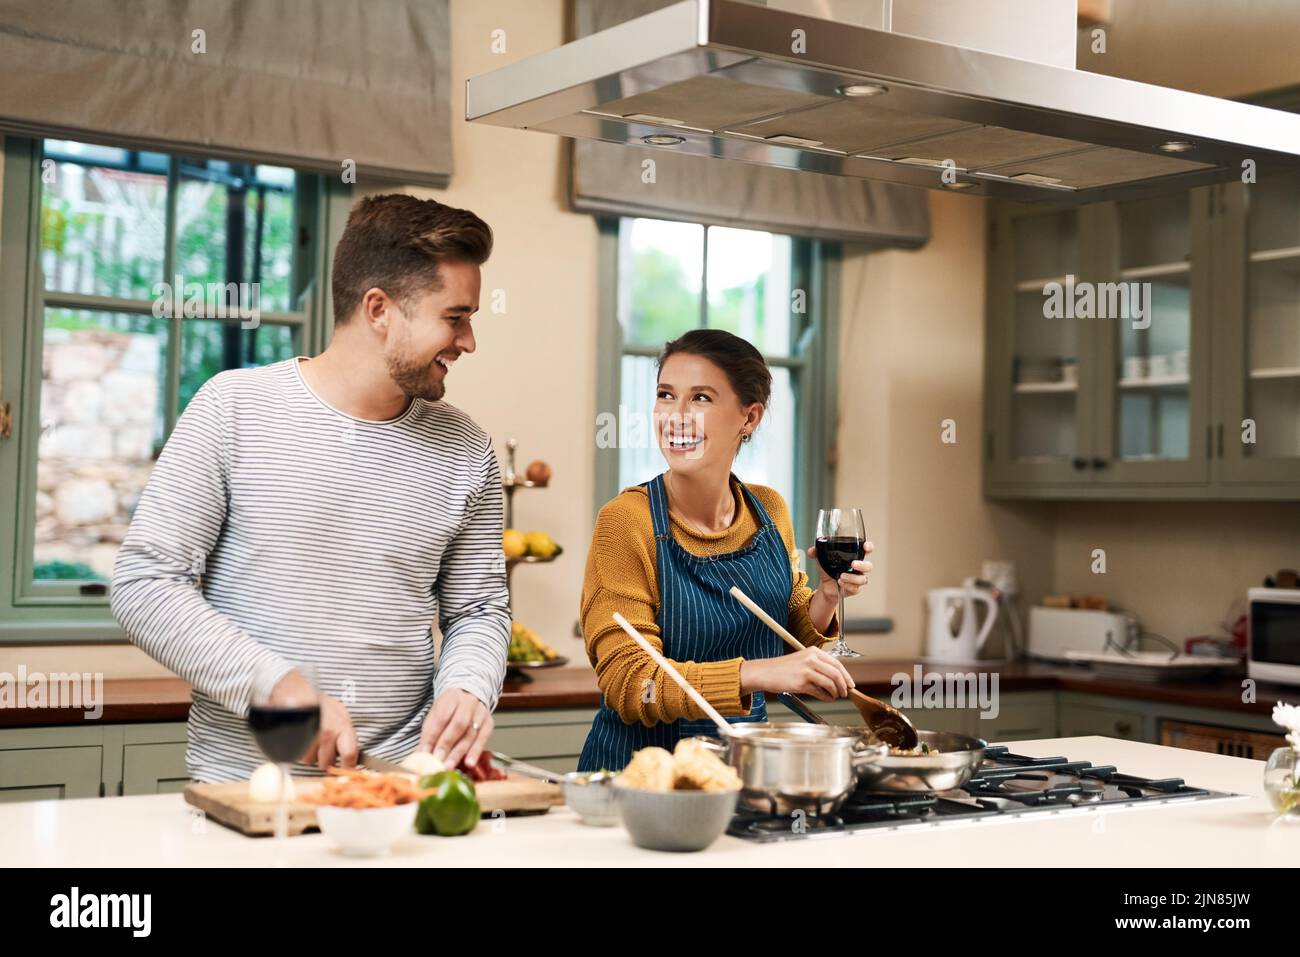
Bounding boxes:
[4,737,1297,867]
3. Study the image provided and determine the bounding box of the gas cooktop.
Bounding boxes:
[728,745,1244,843]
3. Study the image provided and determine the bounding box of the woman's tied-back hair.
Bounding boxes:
[658,328,772,412]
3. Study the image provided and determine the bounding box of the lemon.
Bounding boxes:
[502,529,527,559]
[524,531,558,559]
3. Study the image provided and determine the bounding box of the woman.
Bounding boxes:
[577,329,872,771]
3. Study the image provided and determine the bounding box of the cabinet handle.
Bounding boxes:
[1091,458,1109,470]
[1216,424,1224,458]
[1116,720,1132,735]
[1072,457,1088,470]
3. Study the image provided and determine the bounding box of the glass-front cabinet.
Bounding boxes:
[986,180,1294,500]
[1217,174,1300,485]
[1091,191,1211,483]
[985,205,1095,486]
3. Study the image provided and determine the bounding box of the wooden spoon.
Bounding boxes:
[727,586,919,750]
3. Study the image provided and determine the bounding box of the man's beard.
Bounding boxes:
[386,348,445,402]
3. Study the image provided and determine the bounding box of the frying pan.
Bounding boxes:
[776,692,987,793]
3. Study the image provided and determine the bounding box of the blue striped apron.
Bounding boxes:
[578,472,791,771]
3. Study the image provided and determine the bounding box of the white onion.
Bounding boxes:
[249,762,295,802]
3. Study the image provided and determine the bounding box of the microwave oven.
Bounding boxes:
[1247,587,1300,686]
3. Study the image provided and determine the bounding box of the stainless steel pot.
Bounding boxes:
[695,723,888,816]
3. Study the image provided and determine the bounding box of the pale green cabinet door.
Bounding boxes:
[986,205,1099,488]
[1216,178,1300,486]
[122,742,190,795]
[971,691,1058,743]
[1059,702,1148,742]
[487,707,597,773]
[1090,191,1212,484]
[0,747,102,802]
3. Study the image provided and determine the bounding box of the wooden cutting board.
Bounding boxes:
[183,774,564,837]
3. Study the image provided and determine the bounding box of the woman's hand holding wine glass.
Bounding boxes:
[807,541,873,600]
[811,508,871,659]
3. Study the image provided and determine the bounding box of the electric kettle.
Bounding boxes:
[926,580,999,664]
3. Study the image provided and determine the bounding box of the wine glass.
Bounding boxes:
[815,507,866,659]
[249,660,321,866]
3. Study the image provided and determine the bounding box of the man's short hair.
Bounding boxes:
[331,194,493,324]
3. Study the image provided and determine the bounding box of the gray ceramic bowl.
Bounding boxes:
[613,783,740,852]
[563,773,619,826]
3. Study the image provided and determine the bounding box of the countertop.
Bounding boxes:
[1,659,1290,727]
[2,737,1294,866]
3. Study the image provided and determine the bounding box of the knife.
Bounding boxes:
[356,751,412,775]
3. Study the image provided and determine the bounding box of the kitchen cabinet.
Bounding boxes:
[1057,700,1146,741]
[1214,177,1300,486]
[984,176,1300,499]
[0,725,107,801]
[0,747,102,802]
[121,723,189,796]
[487,707,598,773]
[972,690,1058,742]
[1056,690,1283,747]
[0,723,188,798]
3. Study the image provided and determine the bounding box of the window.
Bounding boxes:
[598,216,839,546]
[0,137,336,638]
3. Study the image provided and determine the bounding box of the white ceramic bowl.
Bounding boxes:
[315,802,418,857]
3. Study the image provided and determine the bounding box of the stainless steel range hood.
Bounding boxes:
[465,0,1300,203]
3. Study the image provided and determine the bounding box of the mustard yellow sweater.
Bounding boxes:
[581,475,836,727]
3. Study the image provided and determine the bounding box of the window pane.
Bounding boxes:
[175,168,229,289]
[256,187,297,312]
[175,161,298,313]
[735,366,796,503]
[616,354,664,491]
[706,226,794,357]
[40,158,166,300]
[33,310,168,584]
[618,218,703,348]
[179,321,297,413]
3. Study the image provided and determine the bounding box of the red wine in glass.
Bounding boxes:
[815,508,866,659]
[815,537,866,580]
[250,660,320,866]
[248,705,320,764]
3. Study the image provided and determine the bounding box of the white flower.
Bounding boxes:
[1272,702,1300,734]
[1290,731,1300,753]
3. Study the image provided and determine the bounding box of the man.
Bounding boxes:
[112,194,510,782]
